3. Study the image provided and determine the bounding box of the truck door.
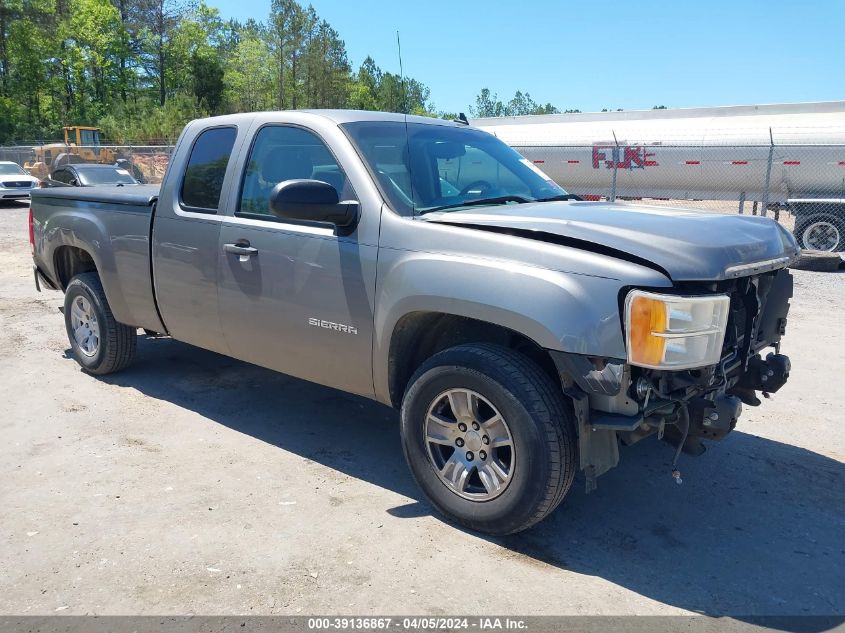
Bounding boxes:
[216,124,378,398]
[152,125,241,355]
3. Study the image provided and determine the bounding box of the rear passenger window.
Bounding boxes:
[238,125,354,217]
[180,127,237,212]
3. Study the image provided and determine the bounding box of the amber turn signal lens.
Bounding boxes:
[628,295,667,367]
[625,290,730,369]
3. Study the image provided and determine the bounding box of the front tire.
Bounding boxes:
[64,272,137,375]
[400,344,577,535]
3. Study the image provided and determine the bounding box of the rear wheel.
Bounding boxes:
[64,272,137,374]
[400,343,577,535]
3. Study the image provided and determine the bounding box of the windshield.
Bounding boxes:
[0,163,27,176]
[341,121,566,216]
[78,167,138,186]
[79,129,101,146]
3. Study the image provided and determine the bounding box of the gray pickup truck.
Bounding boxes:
[30,110,798,534]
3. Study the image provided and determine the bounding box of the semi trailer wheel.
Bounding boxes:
[399,343,577,535]
[795,214,844,252]
[64,272,137,375]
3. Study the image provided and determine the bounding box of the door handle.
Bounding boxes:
[223,242,258,256]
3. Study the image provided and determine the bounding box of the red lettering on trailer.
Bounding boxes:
[567,160,580,164]
[685,160,701,165]
[783,161,800,165]
[592,145,611,168]
[592,145,659,170]
[623,146,642,167]
[731,161,748,165]
[533,160,545,164]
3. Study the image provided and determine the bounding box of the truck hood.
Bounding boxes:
[422,201,800,281]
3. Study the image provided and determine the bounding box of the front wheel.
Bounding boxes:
[64,272,137,375]
[400,344,577,535]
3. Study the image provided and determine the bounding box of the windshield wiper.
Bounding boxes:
[419,195,534,215]
[536,193,582,202]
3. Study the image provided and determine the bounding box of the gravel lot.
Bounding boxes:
[0,200,843,616]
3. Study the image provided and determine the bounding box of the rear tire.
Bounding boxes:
[64,272,137,375]
[400,343,577,535]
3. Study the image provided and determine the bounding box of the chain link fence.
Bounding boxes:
[0,144,175,184]
[3,140,845,251]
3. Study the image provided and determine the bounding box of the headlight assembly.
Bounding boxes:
[625,290,730,370]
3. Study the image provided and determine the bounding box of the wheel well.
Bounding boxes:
[54,246,97,290]
[388,312,561,407]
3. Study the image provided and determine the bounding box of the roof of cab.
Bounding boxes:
[187,109,465,128]
[69,163,127,171]
[298,109,464,126]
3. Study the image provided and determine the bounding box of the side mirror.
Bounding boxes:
[269,179,358,231]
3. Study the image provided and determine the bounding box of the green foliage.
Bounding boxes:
[98,93,205,143]
[348,56,432,114]
[191,51,224,113]
[224,29,275,112]
[0,0,444,143]
[0,0,575,144]
[471,88,566,117]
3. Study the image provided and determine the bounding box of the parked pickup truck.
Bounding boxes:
[30,110,798,534]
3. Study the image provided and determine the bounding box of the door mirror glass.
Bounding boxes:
[269,179,357,229]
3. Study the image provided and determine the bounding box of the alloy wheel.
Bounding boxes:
[70,295,100,357]
[424,388,515,501]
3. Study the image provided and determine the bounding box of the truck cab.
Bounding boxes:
[63,126,103,147]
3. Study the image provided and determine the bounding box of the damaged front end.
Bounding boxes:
[551,266,793,492]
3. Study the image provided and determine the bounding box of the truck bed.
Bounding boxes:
[30,184,165,334]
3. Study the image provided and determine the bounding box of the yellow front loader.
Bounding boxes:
[25,127,118,179]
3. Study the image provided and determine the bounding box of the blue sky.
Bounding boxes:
[210,0,841,114]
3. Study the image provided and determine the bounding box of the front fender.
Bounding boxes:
[373,250,658,404]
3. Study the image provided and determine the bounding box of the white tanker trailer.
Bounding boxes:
[472,102,845,251]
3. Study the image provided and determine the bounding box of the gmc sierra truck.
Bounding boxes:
[30,110,798,535]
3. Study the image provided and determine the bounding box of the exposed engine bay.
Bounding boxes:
[552,267,793,491]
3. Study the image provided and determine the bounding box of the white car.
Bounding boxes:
[0,161,39,200]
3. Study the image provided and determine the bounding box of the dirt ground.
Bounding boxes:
[0,200,842,616]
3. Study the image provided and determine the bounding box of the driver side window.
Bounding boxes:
[238,125,355,218]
